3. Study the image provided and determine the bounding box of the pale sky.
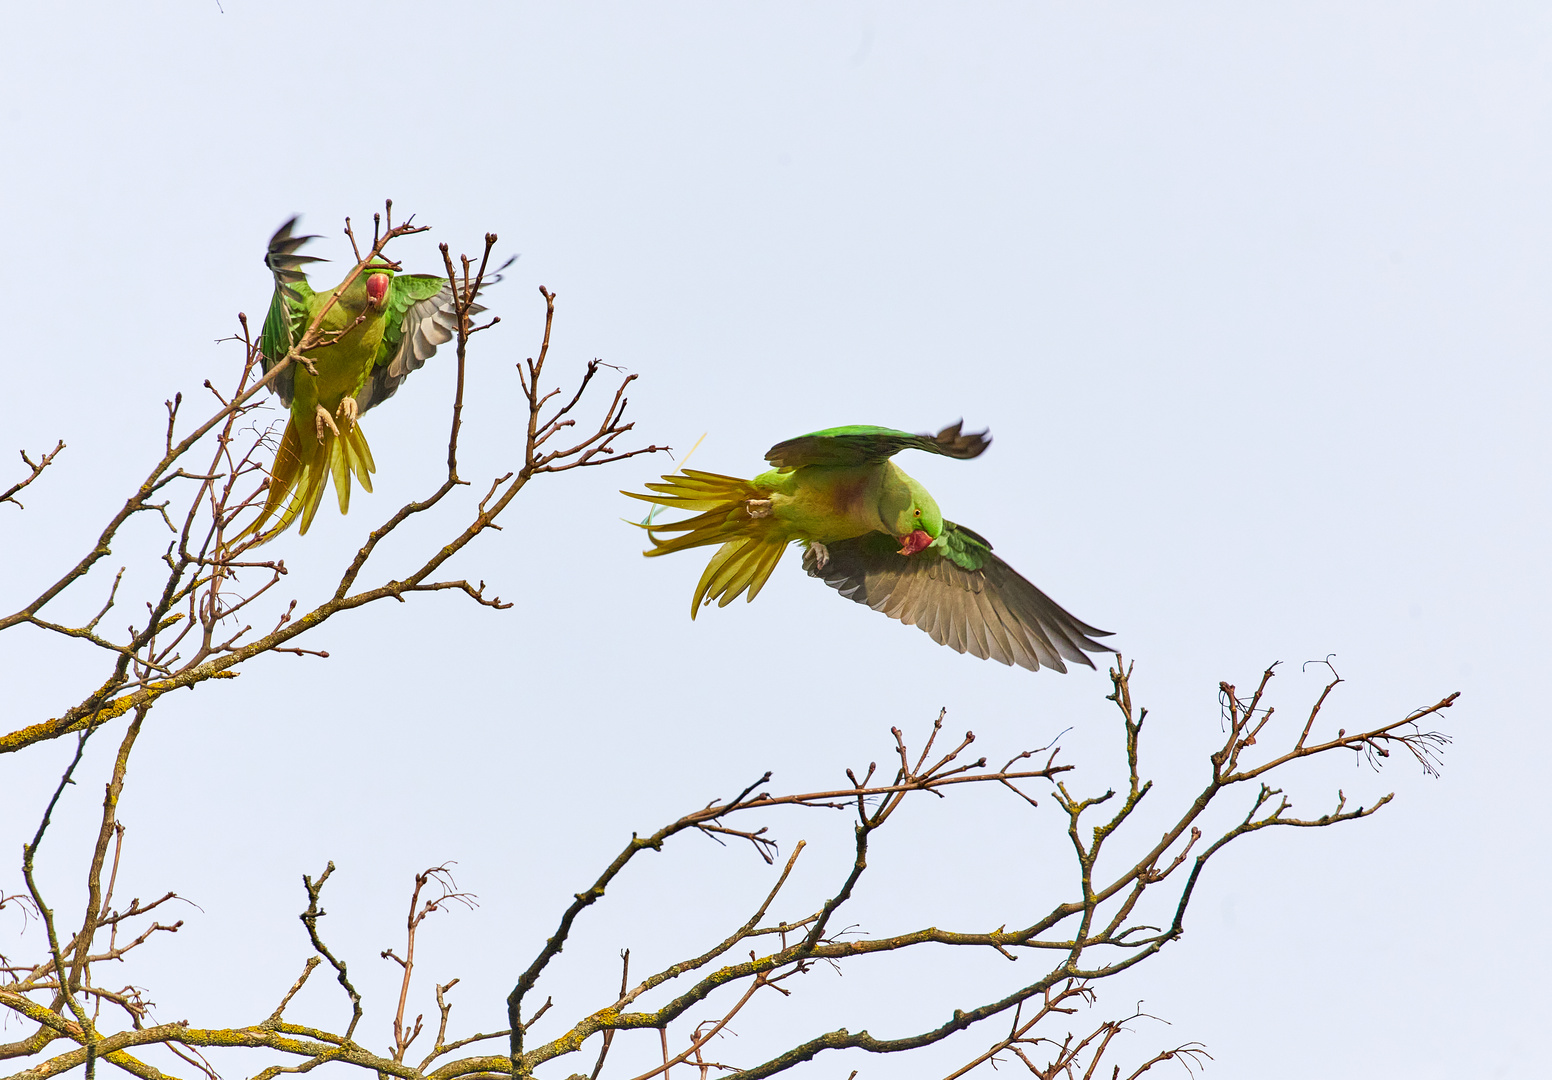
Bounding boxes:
[3,4,1548,1078]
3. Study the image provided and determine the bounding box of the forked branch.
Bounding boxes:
[1,441,66,510]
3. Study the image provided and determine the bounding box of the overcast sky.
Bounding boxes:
[3,4,1548,1078]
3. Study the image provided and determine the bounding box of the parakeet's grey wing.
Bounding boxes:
[355,282,469,415]
[357,256,515,414]
[803,524,1112,673]
[259,216,325,408]
[765,421,991,469]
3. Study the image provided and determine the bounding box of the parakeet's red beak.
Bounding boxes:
[897,529,933,556]
[366,273,389,308]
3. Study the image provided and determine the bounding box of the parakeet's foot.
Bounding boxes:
[810,541,830,570]
[315,404,341,440]
[746,498,773,519]
[336,397,359,432]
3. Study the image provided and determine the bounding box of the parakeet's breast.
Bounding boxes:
[758,464,888,542]
[299,296,390,405]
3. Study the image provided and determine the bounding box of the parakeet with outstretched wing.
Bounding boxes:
[624,422,1112,672]
[237,216,490,545]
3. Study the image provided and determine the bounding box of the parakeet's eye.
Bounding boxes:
[913,509,922,517]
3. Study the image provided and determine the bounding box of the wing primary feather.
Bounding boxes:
[987,590,1041,671]
[970,587,1017,667]
[803,528,1111,673]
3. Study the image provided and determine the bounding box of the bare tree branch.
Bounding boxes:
[2,442,66,510]
[1,207,1452,1080]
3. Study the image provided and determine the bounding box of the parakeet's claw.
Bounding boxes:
[810,541,830,570]
[745,498,773,519]
[315,403,341,440]
[336,397,359,432]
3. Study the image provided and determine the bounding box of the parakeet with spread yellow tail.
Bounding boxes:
[238,216,484,544]
[624,423,1113,673]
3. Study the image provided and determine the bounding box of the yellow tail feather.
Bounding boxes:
[624,470,773,558]
[634,468,757,510]
[234,411,377,547]
[624,470,791,618]
[348,425,376,489]
[689,535,790,617]
[329,429,352,515]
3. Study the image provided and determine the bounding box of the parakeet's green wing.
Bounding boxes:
[765,421,990,469]
[259,216,324,408]
[802,523,1112,673]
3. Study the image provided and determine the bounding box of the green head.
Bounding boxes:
[879,467,942,556]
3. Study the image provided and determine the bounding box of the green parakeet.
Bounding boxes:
[238,217,482,545]
[623,423,1113,673]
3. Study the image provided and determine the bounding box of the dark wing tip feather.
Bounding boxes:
[266,216,326,277]
[487,254,519,282]
[924,420,992,460]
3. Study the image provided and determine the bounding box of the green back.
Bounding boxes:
[765,421,990,469]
